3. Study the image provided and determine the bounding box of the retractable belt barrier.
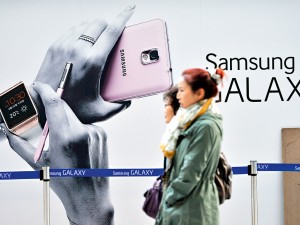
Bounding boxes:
[233,163,300,175]
[1,163,300,180]
[0,168,165,180]
[1,163,297,225]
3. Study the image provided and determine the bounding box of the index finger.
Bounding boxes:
[91,4,136,58]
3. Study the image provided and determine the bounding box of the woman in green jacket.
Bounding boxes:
[156,67,225,225]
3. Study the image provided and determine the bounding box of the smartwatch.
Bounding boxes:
[0,82,39,135]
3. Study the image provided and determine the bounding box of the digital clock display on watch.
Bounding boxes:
[0,82,37,129]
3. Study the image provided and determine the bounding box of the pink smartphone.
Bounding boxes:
[100,19,173,102]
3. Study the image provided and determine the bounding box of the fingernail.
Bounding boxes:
[125,4,136,11]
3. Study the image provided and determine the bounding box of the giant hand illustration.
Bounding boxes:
[28,5,135,125]
[0,82,113,225]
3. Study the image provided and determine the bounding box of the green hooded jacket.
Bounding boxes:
[155,111,223,225]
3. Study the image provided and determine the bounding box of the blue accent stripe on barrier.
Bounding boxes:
[0,171,40,180]
[2,164,300,180]
[257,163,300,172]
[50,168,165,178]
[232,166,248,175]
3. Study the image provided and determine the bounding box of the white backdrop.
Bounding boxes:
[0,0,300,224]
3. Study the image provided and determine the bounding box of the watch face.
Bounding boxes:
[0,82,37,130]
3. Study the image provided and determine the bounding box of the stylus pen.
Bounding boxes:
[34,62,72,163]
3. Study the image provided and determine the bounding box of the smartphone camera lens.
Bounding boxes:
[141,48,160,65]
[150,49,159,60]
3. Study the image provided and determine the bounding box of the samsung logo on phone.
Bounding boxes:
[120,49,127,76]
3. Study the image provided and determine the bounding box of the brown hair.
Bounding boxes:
[181,68,225,99]
[163,85,180,114]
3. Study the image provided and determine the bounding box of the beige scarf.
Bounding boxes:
[160,98,213,159]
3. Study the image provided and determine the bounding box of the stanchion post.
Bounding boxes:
[248,161,258,225]
[40,167,50,225]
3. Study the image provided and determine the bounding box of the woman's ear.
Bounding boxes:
[195,88,205,101]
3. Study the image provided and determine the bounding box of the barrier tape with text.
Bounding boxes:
[1,163,300,180]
